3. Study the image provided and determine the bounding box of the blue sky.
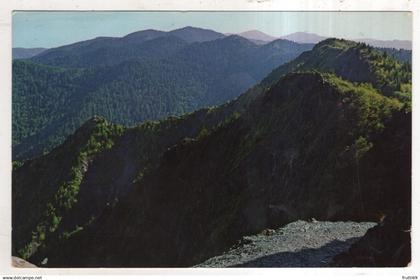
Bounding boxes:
[12,11,412,48]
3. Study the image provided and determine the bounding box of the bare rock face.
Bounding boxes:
[332,210,411,267]
[12,257,37,268]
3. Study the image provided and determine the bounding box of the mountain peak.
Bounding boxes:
[173,26,204,31]
[123,29,165,40]
[220,35,257,46]
[280,32,327,44]
[265,38,301,47]
[314,38,358,50]
[238,30,277,42]
[169,26,225,43]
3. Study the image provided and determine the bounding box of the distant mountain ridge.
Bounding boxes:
[280,32,412,50]
[13,48,47,59]
[13,28,314,160]
[15,29,411,63]
[238,30,278,42]
[29,27,225,68]
[235,30,412,50]
[262,38,411,100]
[279,32,327,44]
[355,38,411,50]
[169,26,225,43]
[13,27,411,162]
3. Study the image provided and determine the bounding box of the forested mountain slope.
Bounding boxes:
[263,39,411,100]
[12,39,411,267]
[30,27,224,68]
[31,35,188,68]
[13,33,313,160]
[376,47,412,63]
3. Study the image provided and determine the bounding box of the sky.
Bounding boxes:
[12,11,412,48]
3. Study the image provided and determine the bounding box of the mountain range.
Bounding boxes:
[12,35,411,267]
[13,28,411,62]
[237,30,278,44]
[13,27,314,160]
[235,30,412,50]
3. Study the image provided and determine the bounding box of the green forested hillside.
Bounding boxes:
[12,38,411,267]
[375,47,412,63]
[30,27,224,68]
[13,105,238,260]
[31,35,188,68]
[13,70,410,267]
[263,39,411,100]
[12,61,83,146]
[13,34,314,160]
[13,118,125,259]
[14,37,411,162]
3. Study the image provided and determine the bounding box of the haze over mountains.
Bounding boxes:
[239,30,278,41]
[233,30,411,63]
[279,32,327,44]
[12,26,411,162]
[13,36,411,267]
[12,27,411,60]
[236,30,412,50]
[12,24,411,267]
